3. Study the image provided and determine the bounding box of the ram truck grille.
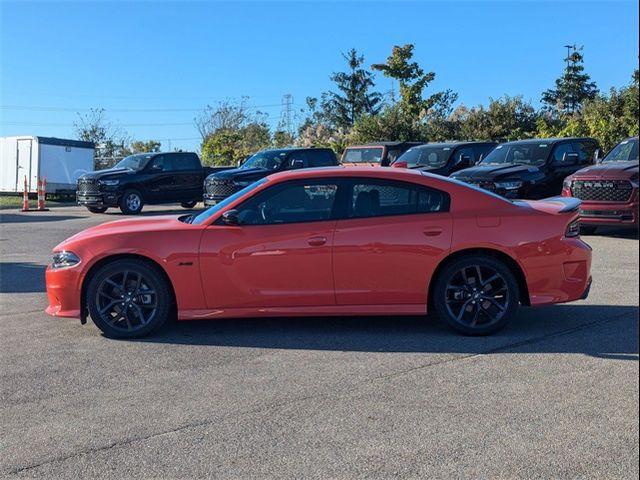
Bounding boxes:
[572,180,633,202]
[77,179,100,195]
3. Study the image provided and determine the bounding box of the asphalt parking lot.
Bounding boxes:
[0,204,638,479]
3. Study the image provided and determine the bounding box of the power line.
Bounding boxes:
[0,103,292,113]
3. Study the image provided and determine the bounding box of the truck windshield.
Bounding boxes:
[398,147,452,168]
[480,143,549,166]
[114,154,154,170]
[241,151,288,170]
[342,147,384,164]
[603,138,639,162]
[190,178,267,225]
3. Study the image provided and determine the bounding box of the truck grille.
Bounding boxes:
[204,178,239,199]
[572,180,633,202]
[77,178,100,195]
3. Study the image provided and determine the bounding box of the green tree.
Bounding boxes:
[201,122,271,166]
[321,49,382,129]
[273,130,295,148]
[128,140,162,154]
[541,45,598,115]
[456,96,539,141]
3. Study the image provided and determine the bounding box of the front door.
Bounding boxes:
[199,179,340,309]
[332,178,453,305]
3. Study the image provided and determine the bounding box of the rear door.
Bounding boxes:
[170,153,202,200]
[17,139,33,191]
[332,178,453,306]
[549,142,579,195]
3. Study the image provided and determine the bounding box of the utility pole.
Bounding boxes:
[563,44,575,68]
[281,94,293,137]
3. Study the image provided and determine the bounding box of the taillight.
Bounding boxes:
[565,219,580,238]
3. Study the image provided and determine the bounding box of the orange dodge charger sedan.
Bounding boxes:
[46,167,592,338]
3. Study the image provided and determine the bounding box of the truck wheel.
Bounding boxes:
[180,201,198,209]
[87,206,108,214]
[120,190,144,215]
[86,259,171,338]
[433,255,519,335]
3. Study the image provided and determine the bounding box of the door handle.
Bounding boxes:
[423,228,443,237]
[307,236,327,246]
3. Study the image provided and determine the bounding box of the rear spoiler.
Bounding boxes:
[513,197,582,215]
[543,197,582,213]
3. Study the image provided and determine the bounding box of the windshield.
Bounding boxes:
[190,178,268,225]
[480,143,550,166]
[397,147,453,168]
[114,154,155,170]
[342,147,384,164]
[241,151,288,170]
[603,138,639,163]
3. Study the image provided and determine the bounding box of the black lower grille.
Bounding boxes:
[77,179,100,195]
[572,180,633,202]
[204,179,239,199]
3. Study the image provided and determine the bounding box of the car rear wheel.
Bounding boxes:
[180,201,198,209]
[120,190,144,215]
[86,259,171,338]
[87,206,108,214]
[433,255,519,335]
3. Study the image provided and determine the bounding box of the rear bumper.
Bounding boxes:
[45,264,83,319]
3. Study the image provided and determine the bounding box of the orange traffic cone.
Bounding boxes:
[37,178,49,211]
[21,176,30,211]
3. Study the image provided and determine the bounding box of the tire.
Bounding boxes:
[180,201,198,209]
[87,206,108,214]
[119,190,144,215]
[433,255,520,335]
[580,225,598,235]
[86,259,171,339]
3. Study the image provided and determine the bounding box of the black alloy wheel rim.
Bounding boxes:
[445,265,509,328]
[96,270,157,332]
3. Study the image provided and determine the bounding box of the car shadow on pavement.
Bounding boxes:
[0,213,82,224]
[586,227,639,239]
[139,304,639,358]
[0,262,46,293]
[101,208,200,217]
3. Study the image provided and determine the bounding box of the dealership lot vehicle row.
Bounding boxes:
[0,206,638,478]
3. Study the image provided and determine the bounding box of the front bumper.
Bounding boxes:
[76,192,120,207]
[45,264,83,319]
[578,198,639,228]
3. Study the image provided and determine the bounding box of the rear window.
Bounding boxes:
[342,147,384,164]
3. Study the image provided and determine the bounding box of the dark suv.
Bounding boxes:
[451,137,601,199]
[391,142,497,175]
[341,142,423,167]
[203,147,339,206]
[76,151,227,214]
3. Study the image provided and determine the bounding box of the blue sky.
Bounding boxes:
[1,0,638,152]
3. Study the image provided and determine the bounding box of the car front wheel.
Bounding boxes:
[86,259,171,338]
[433,255,519,335]
[120,190,144,215]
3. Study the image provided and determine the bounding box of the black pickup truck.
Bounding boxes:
[203,147,339,206]
[391,141,497,174]
[77,152,231,214]
[450,137,601,199]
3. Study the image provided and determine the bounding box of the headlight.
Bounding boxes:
[99,179,119,186]
[52,251,81,269]
[233,180,252,188]
[494,180,523,190]
[563,178,573,189]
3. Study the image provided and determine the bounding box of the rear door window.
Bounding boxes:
[347,179,449,219]
[571,141,597,164]
[308,150,336,167]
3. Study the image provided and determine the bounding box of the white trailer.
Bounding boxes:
[0,136,95,194]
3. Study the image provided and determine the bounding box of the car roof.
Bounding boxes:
[409,141,496,149]
[266,165,427,182]
[258,147,333,154]
[501,137,596,145]
[345,141,424,148]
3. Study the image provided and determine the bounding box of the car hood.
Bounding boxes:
[207,167,271,182]
[55,215,188,250]
[79,168,134,180]
[569,161,638,180]
[452,164,541,181]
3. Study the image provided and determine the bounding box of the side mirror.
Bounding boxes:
[221,209,240,226]
[562,152,579,164]
[290,159,304,169]
[236,158,243,168]
[594,149,603,163]
[459,154,472,167]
